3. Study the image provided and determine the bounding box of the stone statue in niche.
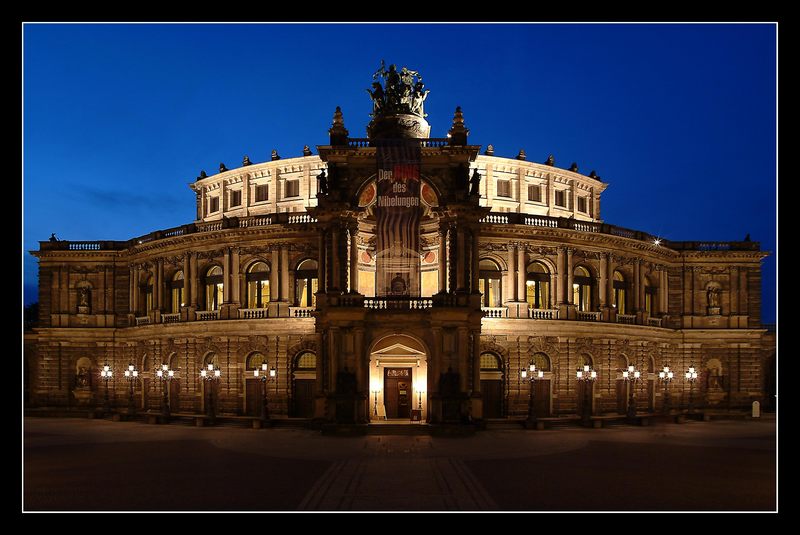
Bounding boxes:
[72,357,93,406]
[706,285,721,315]
[77,287,91,314]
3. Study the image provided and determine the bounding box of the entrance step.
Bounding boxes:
[367,424,432,436]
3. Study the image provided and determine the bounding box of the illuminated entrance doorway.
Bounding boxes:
[369,334,428,422]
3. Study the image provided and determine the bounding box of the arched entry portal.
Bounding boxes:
[368,334,428,422]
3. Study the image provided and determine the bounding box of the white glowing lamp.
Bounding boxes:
[253,369,259,377]
[200,369,207,378]
[521,368,528,379]
[215,368,221,378]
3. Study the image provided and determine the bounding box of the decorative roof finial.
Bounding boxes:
[243,155,252,166]
[448,106,469,145]
[303,145,313,156]
[516,149,527,161]
[569,162,578,172]
[544,155,555,166]
[485,145,494,156]
[589,170,599,179]
[219,163,228,173]
[197,170,207,181]
[329,106,349,145]
[271,150,281,161]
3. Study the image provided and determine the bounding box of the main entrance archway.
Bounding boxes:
[368,334,428,422]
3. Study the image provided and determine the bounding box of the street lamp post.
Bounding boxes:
[622,364,641,422]
[576,364,597,426]
[521,362,544,428]
[200,363,221,424]
[658,365,674,415]
[100,364,113,416]
[253,361,276,426]
[370,379,381,419]
[156,363,174,419]
[123,363,139,416]
[685,365,699,413]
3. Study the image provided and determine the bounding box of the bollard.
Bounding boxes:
[752,400,761,418]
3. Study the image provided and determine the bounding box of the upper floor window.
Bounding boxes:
[479,259,502,308]
[209,196,220,214]
[645,278,658,315]
[573,266,593,311]
[230,190,242,208]
[528,184,541,202]
[169,271,184,313]
[143,275,154,314]
[285,179,300,198]
[295,259,318,307]
[246,262,270,309]
[613,270,628,315]
[577,196,587,213]
[496,180,511,198]
[203,266,223,311]
[554,190,567,208]
[255,184,269,202]
[526,261,551,309]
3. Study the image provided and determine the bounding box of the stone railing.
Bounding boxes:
[135,316,151,326]
[162,313,181,324]
[528,308,559,320]
[481,307,507,318]
[239,308,269,319]
[288,214,317,224]
[346,138,451,149]
[576,310,602,322]
[196,310,219,321]
[364,297,434,310]
[479,212,761,251]
[616,313,637,325]
[646,317,663,327]
[239,216,271,228]
[289,306,315,318]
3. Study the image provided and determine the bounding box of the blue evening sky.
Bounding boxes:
[22,23,777,322]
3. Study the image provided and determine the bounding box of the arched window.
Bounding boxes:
[644,277,657,315]
[246,262,270,309]
[479,259,502,307]
[613,270,628,315]
[295,259,318,307]
[246,351,267,370]
[573,266,593,311]
[295,352,317,370]
[480,352,501,370]
[531,352,551,371]
[526,262,551,309]
[203,266,223,311]
[169,271,184,313]
[143,274,154,314]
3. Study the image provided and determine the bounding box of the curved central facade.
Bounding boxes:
[28,66,773,426]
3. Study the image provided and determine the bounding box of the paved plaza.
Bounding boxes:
[23,417,776,512]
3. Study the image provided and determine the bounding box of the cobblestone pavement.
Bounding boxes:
[23,417,776,511]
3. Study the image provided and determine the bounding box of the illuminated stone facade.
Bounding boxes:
[26,73,774,424]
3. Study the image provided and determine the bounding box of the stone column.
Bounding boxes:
[349,224,359,294]
[471,332,483,420]
[555,247,564,305]
[448,224,458,293]
[739,268,748,318]
[242,174,250,217]
[223,249,231,303]
[729,266,739,315]
[599,252,608,308]
[270,248,279,301]
[438,224,447,293]
[458,327,469,392]
[280,244,290,301]
[456,226,466,291]
[154,258,164,310]
[471,227,480,295]
[318,230,327,293]
[183,254,190,307]
[330,226,340,291]
[683,267,692,316]
[506,244,516,302]
[566,249,574,304]
[633,259,640,313]
[231,248,240,304]
[517,245,526,303]
[132,265,139,314]
[190,254,198,308]
[430,328,442,394]
[660,267,668,315]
